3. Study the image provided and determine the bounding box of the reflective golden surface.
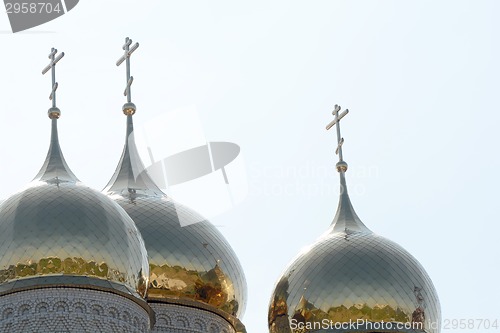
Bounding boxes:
[0,275,147,301]
[0,181,149,297]
[110,195,246,318]
[1,257,114,280]
[149,262,235,310]
[0,119,149,297]
[269,175,440,333]
[104,115,247,318]
[269,232,441,333]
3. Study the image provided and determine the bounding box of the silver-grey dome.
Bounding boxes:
[0,118,149,298]
[269,172,441,333]
[104,115,247,320]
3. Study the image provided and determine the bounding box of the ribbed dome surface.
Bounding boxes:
[269,231,440,332]
[0,119,149,298]
[104,115,247,318]
[268,172,440,333]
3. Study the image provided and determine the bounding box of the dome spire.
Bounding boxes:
[34,47,77,183]
[104,37,163,197]
[325,105,369,233]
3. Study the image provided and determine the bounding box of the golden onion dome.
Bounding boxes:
[269,177,441,333]
[103,114,247,320]
[269,107,440,333]
[0,117,149,298]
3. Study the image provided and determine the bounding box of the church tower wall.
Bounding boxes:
[0,287,152,333]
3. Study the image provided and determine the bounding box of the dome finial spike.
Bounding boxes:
[116,37,139,115]
[42,47,64,119]
[326,104,349,173]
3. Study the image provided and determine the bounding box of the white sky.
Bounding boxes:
[1,1,499,332]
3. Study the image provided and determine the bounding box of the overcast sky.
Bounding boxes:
[1,1,499,332]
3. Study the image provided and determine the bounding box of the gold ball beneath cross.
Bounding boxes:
[336,161,348,172]
[48,107,61,119]
[122,102,136,116]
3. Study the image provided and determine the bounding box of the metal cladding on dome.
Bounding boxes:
[103,38,247,322]
[104,114,163,198]
[268,105,441,333]
[328,172,370,235]
[0,48,149,299]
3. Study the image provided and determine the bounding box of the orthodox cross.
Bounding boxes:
[42,48,64,109]
[326,104,349,167]
[116,37,139,106]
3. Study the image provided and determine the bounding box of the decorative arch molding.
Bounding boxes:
[149,302,237,333]
[0,287,151,333]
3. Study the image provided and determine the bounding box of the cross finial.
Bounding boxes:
[116,37,139,115]
[42,47,64,119]
[326,104,349,173]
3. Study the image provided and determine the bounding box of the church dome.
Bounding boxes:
[103,38,247,321]
[268,210,441,333]
[0,111,149,299]
[103,114,247,319]
[268,106,440,333]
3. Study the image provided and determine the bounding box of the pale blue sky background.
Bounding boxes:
[1,1,499,332]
